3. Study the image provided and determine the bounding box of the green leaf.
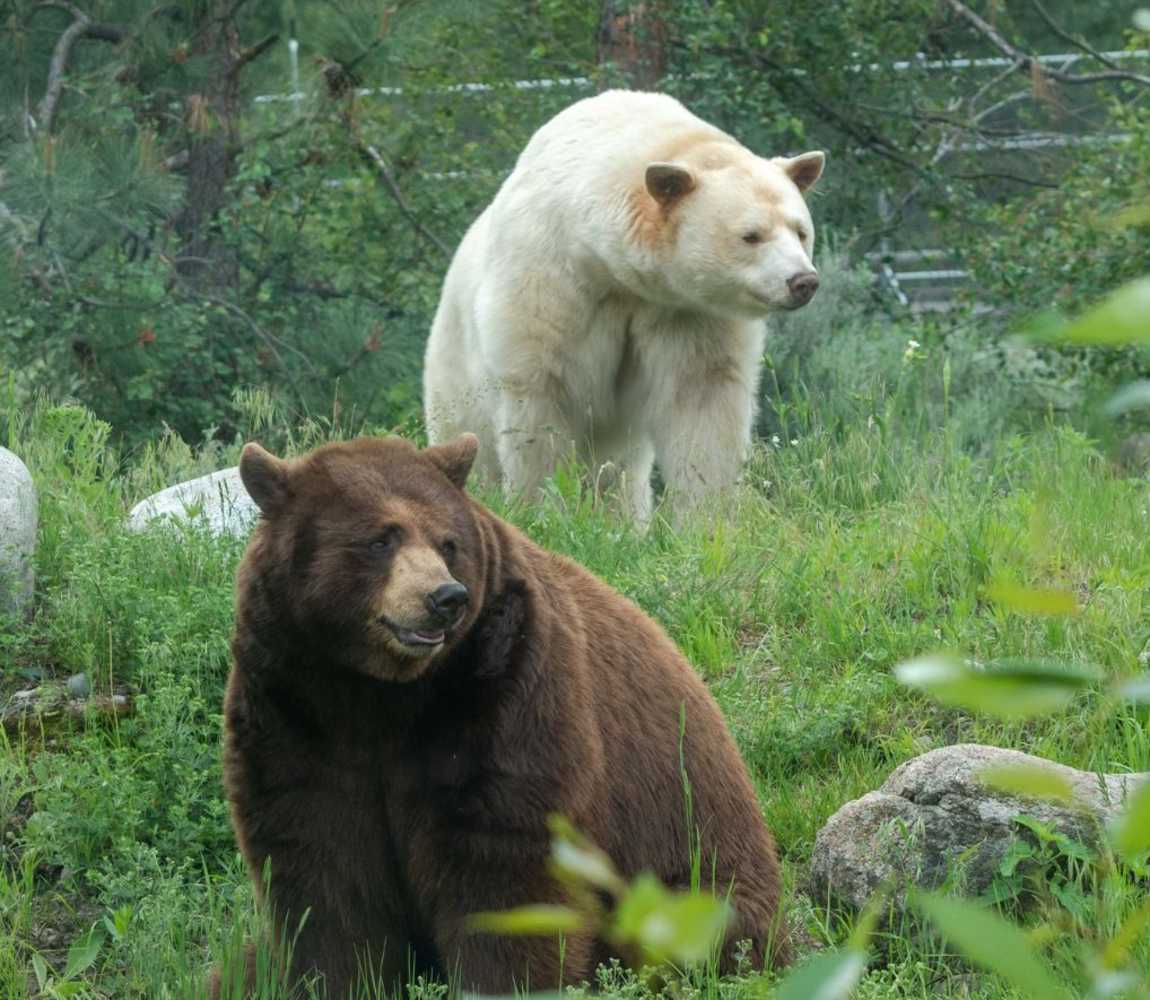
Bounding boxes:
[894,655,1095,718]
[1109,780,1150,860]
[547,815,625,895]
[772,949,868,1000]
[1103,380,1150,418]
[997,838,1037,878]
[612,871,669,941]
[1116,674,1150,702]
[613,874,730,964]
[466,904,584,937]
[31,953,49,990]
[1010,814,1091,859]
[1041,278,1150,346]
[979,763,1074,803]
[62,924,104,980]
[914,891,1066,999]
[984,582,1079,616]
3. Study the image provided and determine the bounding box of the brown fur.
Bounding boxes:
[215,435,789,998]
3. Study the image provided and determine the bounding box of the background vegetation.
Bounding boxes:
[2,0,1148,447]
[1,0,1149,997]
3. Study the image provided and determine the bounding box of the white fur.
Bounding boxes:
[424,90,823,524]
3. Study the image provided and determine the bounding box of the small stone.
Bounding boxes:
[1117,432,1150,476]
[66,673,91,700]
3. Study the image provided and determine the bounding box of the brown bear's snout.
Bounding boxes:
[786,270,819,308]
[425,581,469,623]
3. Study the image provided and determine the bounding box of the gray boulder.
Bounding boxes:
[1117,432,1150,476]
[128,467,258,537]
[0,447,37,618]
[809,743,1148,913]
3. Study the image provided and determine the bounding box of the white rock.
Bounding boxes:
[0,447,37,617]
[128,467,258,538]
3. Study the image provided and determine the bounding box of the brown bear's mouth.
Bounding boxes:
[381,617,446,649]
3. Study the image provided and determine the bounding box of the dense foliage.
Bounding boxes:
[2,1,1147,447]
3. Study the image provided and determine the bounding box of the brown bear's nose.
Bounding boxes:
[786,271,819,307]
[427,582,469,620]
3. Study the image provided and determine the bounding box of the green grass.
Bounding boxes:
[1,324,1149,998]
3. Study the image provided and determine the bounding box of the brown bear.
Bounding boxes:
[217,433,787,998]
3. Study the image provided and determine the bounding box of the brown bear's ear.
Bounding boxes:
[424,433,479,490]
[239,442,290,515]
[775,151,825,195]
[645,162,697,208]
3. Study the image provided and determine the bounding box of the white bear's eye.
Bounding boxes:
[742,231,764,246]
[796,226,810,242]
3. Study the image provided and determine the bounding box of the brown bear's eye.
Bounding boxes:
[742,231,764,245]
[367,527,400,553]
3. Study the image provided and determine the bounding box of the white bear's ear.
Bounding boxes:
[240,442,291,515]
[775,151,825,195]
[425,433,478,490]
[645,162,697,208]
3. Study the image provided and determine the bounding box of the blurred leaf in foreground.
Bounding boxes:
[467,904,584,937]
[1109,781,1150,861]
[612,873,730,965]
[547,814,625,896]
[772,948,867,1000]
[1116,674,1150,702]
[914,891,1067,999]
[1030,277,1150,346]
[894,655,1095,719]
[770,887,883,1000]
[979,763,1074,803]
[1103,380,1150,418]
[985,581,1079,616]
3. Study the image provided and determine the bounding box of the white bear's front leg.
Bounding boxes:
[494,388,577,497]
[594,436,656,530]
[652,373,754,521]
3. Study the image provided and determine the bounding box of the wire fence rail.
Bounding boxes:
[256,46,1150,311]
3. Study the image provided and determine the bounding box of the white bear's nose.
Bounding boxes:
[786,271,819,307]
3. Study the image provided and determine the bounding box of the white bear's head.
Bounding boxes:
[632,142,824,317]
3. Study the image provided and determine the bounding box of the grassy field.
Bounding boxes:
[2,298,1149,998]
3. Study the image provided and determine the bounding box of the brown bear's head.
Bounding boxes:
[238,434,485,683]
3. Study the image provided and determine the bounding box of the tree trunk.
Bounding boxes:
[596,1,668,89]
[174,2,272,289]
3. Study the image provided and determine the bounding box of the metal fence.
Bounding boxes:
[257,46,1150,311]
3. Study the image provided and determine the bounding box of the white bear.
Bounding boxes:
[423,89,823,524]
